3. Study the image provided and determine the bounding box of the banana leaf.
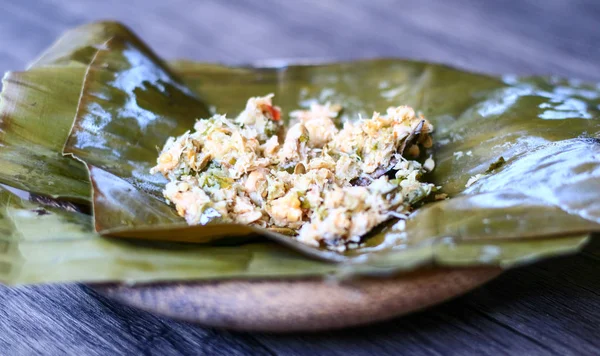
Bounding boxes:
[0,22,598,285]
[58,31,218,238]
[0,68,90,201]
[0,185,587,285]
[0,186,340,285]
[61,22,600,257]
[0,22,183,202]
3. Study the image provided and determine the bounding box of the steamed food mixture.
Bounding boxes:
[151,95,435,251]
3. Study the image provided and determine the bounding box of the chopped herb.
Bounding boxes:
[299,133,310,143]
[486,156,506,173]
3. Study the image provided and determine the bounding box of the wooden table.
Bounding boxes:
[1,1,598,354]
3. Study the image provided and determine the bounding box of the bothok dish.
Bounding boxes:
[151,95,436,251]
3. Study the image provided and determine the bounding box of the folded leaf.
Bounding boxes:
[0,22,181,203]
[0,185,587,285]
[0,186,341,284]
[0,68,90,201]
[60,23,214,234]
[58,22,599,265]
[1,22,598,284]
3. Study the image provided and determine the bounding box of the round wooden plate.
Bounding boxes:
[93,267,500,332]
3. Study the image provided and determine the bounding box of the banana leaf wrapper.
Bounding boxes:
[0,186,587,284]
[0,22,598,284]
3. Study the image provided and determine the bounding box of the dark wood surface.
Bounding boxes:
[0,0,598,354]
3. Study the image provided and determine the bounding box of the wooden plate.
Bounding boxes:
[93,267,500,332]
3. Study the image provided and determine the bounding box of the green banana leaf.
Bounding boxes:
[0,68,90,202]
[0,185,587,285]
[171,61,600,265]
[0,186,339,285]
[0,22,182,203]
[0,21,598,285]
[56,24,216,238]
[62,23,600,257]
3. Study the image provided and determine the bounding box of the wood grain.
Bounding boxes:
[0,0,599,354]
